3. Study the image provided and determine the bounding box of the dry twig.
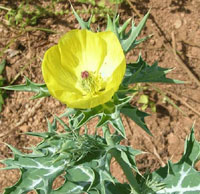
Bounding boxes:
[166,90,200,117]
[126,1,200,88]
[126,2,200,117]
[164,42,200,88]
[144,136,165,167]
[125,0,142,18]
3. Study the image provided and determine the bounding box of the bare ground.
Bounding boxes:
[0,0,200,192]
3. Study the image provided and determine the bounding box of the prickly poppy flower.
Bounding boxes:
[42,29,126,109]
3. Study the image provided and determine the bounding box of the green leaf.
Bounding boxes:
[138,94,149,104]
[71,95,132,138]
[121,104,151,136]
[106,15,119,38]
[84,148,131,194]
[2,151,66,194]
[54,115,71,132]
[71,5,92,30]
[100,182,131,194]
[121,11,150,52]
[1,124,107,194]
[150,125,200,193]
[52,165,95,194]
[106,11,150,53]
[0,94,4,112]
[179,124,200,165]
[115,145,142,175]
[123,55,184,85]
[1,77,50,99]
[0,60,6,112]
[47,117,57,133]
[0,59,6,74]
[1,115,142,194]
[118,18,131,37]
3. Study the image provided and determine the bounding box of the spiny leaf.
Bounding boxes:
[84,150,130,194]
[52,165,95,194]
[118,18,131,36]
[71,5,92,30]
[121,104,151,136]
[106,14,119,38]
[106,11,150,53]
[123,55,184,85]
[70,95,131,138]
[1,130,99,194]
[47,117,57,133]
[1,77,50,99]
[121,11,150,52]
[179,124,200,166]
[25,131,53,139]
[54,115,71,132]
[1,128,131,194]
[115,145,142,175]
[5,143,25,156]
[150,125,200,194]
[59,108,77,118]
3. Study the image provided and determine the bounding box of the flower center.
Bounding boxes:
[81,71,89,79]
[80,71,105,95]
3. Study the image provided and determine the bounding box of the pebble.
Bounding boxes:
[174,19,182,29]
[19,125,28,132]
[4,49,20,58]
[25,104,29,109]
[150,39,156,46]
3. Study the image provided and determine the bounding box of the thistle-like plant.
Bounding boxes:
[1,7,200,194]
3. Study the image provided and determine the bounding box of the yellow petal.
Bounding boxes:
[42,29,126,109]
[68,87,115,109]
[97,31,126,81]
[42,45,82,99]
[58,29,107,78]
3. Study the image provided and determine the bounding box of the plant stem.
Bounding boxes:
[25,27,57,34]
[102,125,140,194]
[0,5,11,11]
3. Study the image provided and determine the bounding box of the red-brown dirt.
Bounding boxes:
[0,0,200,193]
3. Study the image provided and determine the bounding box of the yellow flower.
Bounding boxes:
[42,29,126,109]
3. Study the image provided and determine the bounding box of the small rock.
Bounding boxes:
[181,13,185,17]
[174,19,182,29]
[4,49,20,58]
[25,104,29,109]
[150,39,156,46]
[19,125,28,132]
[55,101,60,106]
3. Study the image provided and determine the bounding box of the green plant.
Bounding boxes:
[3,3,48,27]
[108,0,124,4]
[1,8,200,194]
[1,1,68,28]
[76,0,125,21]
[0,60,6,112]
[130,84,156,113]
[0,0,124,28]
